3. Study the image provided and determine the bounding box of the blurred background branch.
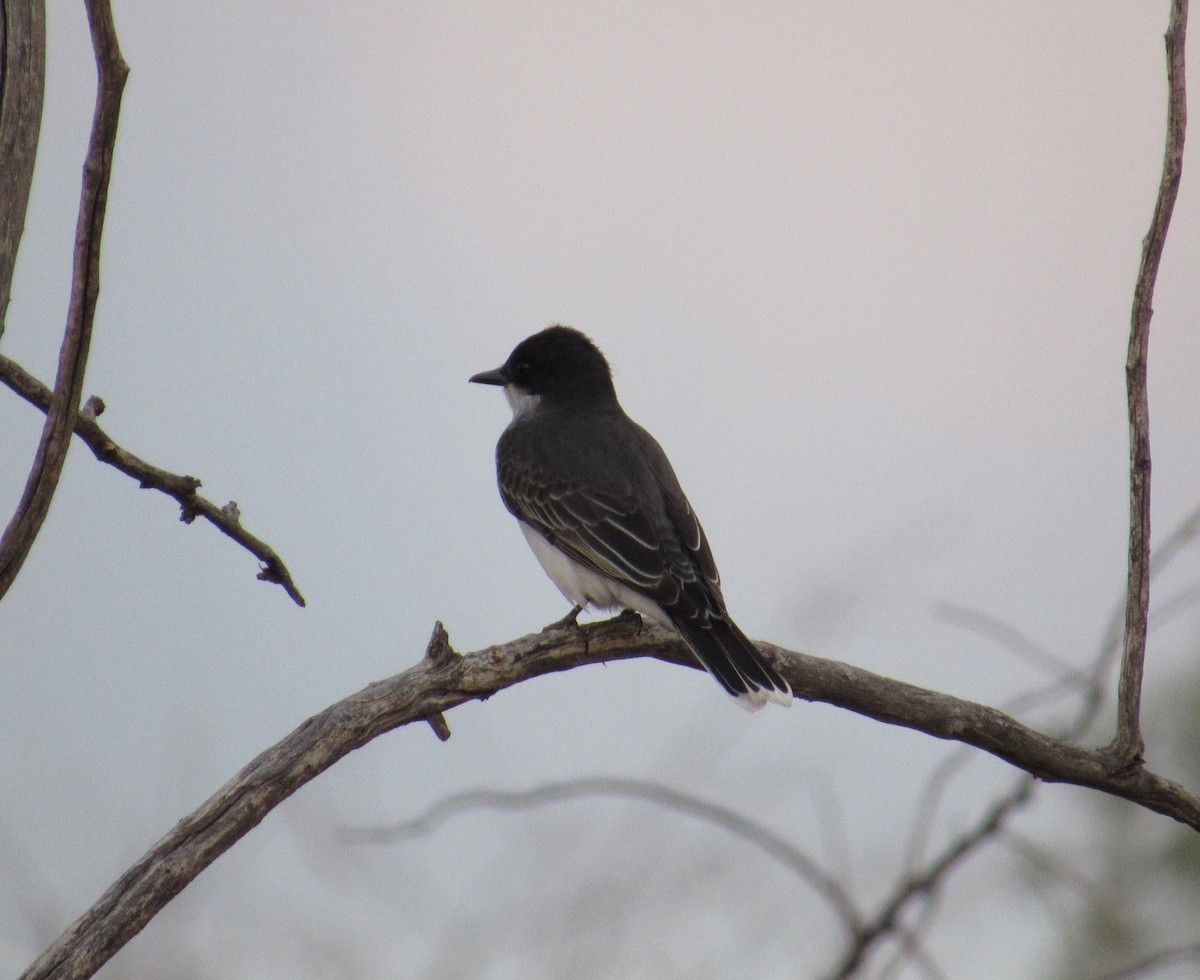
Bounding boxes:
[344,775,863,935]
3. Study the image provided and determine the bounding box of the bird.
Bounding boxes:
[470,325,792,710]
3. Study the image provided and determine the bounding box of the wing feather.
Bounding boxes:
[500,468,666,592]
[497,414,721,616]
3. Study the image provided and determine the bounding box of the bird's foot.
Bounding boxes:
[544,604,584,632]
[614,608,643,630]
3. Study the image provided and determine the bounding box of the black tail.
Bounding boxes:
[671,614,792,710]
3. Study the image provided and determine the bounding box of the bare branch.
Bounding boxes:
[1113,0,1189,765]
[343,775,863,936]
[0,354,307,606]
[0,0,126,601]
[886,494,1200,977]
[20,616,1200,979]
[760,637,1200,825]
[0,0,46,339]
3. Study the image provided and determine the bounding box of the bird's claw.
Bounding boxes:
[544,604,583,632]
[615,608,643,630]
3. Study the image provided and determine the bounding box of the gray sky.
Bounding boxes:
[2,3,1199,977]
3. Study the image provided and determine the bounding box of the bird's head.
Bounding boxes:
[470,325,616,415]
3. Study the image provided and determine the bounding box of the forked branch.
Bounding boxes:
[20,618,1200,980]
[0,354,307,606]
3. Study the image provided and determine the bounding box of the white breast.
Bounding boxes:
[518,521,671,627]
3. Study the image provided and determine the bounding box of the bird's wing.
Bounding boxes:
[628,421,725,607]
[656,463,721,595]
[498,418,726,621]
[499,457,668,593]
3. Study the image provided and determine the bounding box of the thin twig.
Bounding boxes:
[876,897,950,980]
[0,354,307,606]
[0,0,126,602]
[933,602,1084,680]
[1113,0,1189,766]
[894,6,1200,934]
[1000,830,1099,895]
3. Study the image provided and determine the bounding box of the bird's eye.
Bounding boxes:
[513,360,533,379]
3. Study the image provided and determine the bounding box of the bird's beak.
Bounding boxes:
[469,366,508,386]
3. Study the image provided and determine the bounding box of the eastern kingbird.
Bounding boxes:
[470,325,792,710]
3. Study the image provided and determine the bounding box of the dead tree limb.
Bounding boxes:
[0,0,126,601]
[0,0,46,337]
[20,616,1200,980]
[1112,0,1189,765]
[0,354,307,605]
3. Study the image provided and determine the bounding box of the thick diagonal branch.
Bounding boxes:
[21,618,1200,980]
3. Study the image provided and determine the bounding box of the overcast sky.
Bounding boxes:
[2,3,1199,977]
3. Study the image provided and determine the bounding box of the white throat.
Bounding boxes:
[504,385,542,420]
